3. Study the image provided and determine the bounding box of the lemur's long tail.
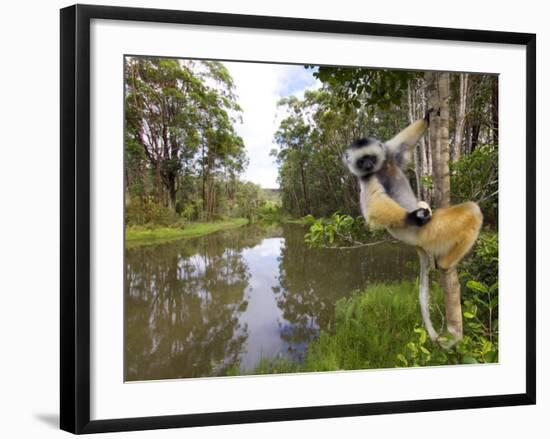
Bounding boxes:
[417,247,438,342]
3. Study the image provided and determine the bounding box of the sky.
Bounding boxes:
[223,61,321,189]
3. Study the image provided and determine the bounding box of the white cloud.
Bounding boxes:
[223,62,320,189]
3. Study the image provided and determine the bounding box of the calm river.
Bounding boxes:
[125,224,417,381]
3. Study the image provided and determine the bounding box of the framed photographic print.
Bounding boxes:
[60,4,536,434]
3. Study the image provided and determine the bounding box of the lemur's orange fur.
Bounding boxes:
[412,202,482,270]
[363,186,482,270]
[362,177,409,228]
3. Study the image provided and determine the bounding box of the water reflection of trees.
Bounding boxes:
[125,230,262,381]
[125,224,418,379]
[274,224,417,357]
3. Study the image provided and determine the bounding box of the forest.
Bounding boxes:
[124,57,499,375]
[124,57,268,239]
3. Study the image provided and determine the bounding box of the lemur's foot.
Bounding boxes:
[437,331,463,349]
[417,201,432,217]
[406,207,432,226]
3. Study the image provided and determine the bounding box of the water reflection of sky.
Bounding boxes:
[239,237,291,371]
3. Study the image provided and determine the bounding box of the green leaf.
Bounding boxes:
[462,356,479,364]
[463,311,475,319]
[396,354,408,366]
[418,329,427,344]
[484,351,498,363]
[482,340,493,354]
[406,342,418,354]
[467,280,489,294]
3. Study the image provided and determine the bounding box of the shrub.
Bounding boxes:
[304,213,387,248]
[451,144,498,225]
[125,196,176,226]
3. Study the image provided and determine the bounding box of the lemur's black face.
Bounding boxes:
[344,137,386,177]
[356,155,377,173]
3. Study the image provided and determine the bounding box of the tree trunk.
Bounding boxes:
[290,185,300,217]
[437,72,463,341]
[440,269,463,340]
[426,72,441,207]
[299,162,309,216]
[470,121,481,152]
[438,73,451,208]
[423,72,464,342]
[453,73,468,163]
[491,75,499,147]
[168,177,177,210]
[124,168,131,206]
[208,178,216,220]
[155,158,162,203]
[201,143,209,220]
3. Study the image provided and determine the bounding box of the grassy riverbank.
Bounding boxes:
[228,274,498,376]
[126,218,249,247]
[226,281,437,375]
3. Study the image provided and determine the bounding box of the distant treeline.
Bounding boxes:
[272,68,498,224]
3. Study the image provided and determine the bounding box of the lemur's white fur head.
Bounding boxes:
[344,117,430,177]
[344,137,386,177]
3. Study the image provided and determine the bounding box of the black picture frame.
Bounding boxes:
[60,4,536,434]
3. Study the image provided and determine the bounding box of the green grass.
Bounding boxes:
[303,282,443,371]
[125,218,248,247]
[231,281,445,376]
[281,217,312,225]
